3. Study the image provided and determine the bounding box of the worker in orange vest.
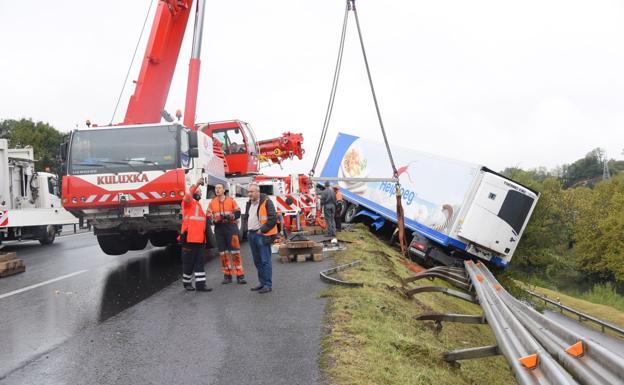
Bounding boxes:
[208,183,246,285]
[333,185,343,232]
[179,177,211,292]
[242,183,278,294]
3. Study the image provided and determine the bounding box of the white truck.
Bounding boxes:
[0,139,78,246]
[320,133,539,268]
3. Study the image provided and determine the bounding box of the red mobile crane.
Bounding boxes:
[200,120,304,176]
[61,0,306,255]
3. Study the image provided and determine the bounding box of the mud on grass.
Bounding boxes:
[320,225,516,385]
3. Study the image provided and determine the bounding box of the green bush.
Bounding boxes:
[578,282,624,312]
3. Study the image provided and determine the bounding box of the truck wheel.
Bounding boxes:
[39,225,56,245]
[97,234,129,255]
[344,203,358,223]
[128,235,148,251]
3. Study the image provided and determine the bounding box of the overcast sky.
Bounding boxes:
[1,0,622,175]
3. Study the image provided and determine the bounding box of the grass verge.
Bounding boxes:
[321,225,516,385]
[517,282,624,334]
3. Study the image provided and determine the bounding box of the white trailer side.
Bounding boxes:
[320,133,539,267]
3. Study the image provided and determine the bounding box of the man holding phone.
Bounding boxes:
[208,183,247,285]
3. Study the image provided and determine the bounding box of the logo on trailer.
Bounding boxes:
[0,210,8,227]
[97,174,149,185]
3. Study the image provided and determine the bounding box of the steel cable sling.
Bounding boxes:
[309,0,407,254]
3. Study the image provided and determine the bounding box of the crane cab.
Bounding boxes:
[199,120,260,176]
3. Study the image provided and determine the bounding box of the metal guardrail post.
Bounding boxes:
[320,260,364,287]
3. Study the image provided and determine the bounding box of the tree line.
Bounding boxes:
[504,150,624,293]
[0,118,66,174]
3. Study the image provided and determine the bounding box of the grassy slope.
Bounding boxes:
[321,225,516,385]
[519,283,624,331]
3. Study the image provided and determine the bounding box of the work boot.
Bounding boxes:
[250,284,263,291]
[221,274,233,284]
[183,283,195,291]
[237,275,247,285]
[196,285,213,292]
[258,287,272,294]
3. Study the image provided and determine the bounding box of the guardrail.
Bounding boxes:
[407,261,624,385]
[524,289,624,337]
[320,260,363,287]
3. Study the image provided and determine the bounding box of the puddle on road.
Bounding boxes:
[98,247,217,322]
[98,246,181,322]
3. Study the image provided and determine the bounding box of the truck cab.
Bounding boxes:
[0,139,77,245]
[60,123,226,255]
[200,120,260,176]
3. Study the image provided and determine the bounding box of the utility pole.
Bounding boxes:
[602,149,611,180]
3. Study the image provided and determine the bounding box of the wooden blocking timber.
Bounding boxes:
[278,241,324,263]
[301,226,324,235]
[0,252,17,263]
[278,244,323,256]
[284,240,319,249]
[0,253,25,278]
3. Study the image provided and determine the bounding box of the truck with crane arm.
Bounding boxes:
[61,0,312,255]
[1,139,78,247]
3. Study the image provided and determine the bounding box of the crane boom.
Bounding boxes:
[257,132,305,165]
[124,0,194,125]
[183,0,206,128]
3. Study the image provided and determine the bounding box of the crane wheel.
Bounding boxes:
[97,234,129,255]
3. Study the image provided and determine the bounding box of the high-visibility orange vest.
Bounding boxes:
[259,199,278,236]
[181,197,206,244]
[335,191,343,201]
[209,196,240,223]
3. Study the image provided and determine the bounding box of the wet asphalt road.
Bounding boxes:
[0,233,330,385]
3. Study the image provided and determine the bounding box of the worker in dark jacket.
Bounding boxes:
[333,185,343,232]
[242,183,277,294]
[320,182,337,237]
[179,177,211,292]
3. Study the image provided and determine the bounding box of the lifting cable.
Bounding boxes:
[109,0,155,125]
[309,0,407,254]
[309,2,350,177]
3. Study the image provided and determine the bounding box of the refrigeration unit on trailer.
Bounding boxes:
[0,139,78,246]
[320,133,539,268]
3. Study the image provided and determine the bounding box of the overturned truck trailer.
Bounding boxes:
[321,133,539,268]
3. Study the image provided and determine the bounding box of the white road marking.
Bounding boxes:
[0,270,89,300]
